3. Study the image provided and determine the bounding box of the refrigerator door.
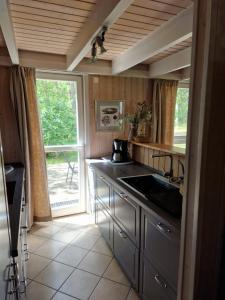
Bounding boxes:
[0,137,11,299]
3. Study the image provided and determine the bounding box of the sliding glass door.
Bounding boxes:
[36,73,85,217]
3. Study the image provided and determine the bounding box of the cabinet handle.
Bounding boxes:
[119,192,128,200]
[154,274,167,289]
[156,222,171,234]
[100,176,104,179]
[23,243,28,251]
[119,230,127,239]
[24,251,30,262]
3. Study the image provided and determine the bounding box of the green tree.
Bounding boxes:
[175,88,189,131]
[36,79,77,146]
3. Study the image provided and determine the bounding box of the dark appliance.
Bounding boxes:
[0,134,13,299]
[111,139,130,163]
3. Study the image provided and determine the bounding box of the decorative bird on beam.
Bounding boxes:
[91,26,107,63]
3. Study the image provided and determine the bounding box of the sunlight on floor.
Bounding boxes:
[25,213,140,300]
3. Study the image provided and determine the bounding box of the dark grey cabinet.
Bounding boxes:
[93,167,181,299]
[113,222,139,288]
[140,256,176,300]
[113,189,140,246]
[95,173,111,211]
[141,210,180,290]
[95,199,113,249]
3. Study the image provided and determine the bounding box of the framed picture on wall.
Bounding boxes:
[95,100,124,131]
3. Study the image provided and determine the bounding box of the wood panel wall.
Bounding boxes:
[0,66,22,163]
[132,144,185,178]
[88,75,152,158]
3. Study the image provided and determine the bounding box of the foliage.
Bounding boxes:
[174,88,189,133]
[125,102,152,125]
[37,79,77,146]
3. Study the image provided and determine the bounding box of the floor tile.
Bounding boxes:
[55,245,88,267]
[25,281,55,300]
[70,232,99,250]
[34,239,67,259]
[51,227,81,243]
[81,225,100,236]
[78,251,112,276]
[27,253,51,279]
[60,269,100,300]
[32,224,61,238]
[89,278,130,300]
[52,292,77,300]
[103,258,130,286]
[27,234,47,252]
[127,288,140,300]
[35,261,74,289]
[91,237,113,256]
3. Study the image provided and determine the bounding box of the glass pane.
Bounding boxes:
[174,88,189,148]
[37,79,78,146]
[46,151,80,210]
[37,79,82,216]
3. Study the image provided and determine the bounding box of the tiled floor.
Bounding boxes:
[25,213,140,300]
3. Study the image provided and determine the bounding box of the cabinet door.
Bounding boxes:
[95,200,113,249]
[95,173,111,211]
[113,189,140,246]
[142,210,180,290]
[113,222,138,288]
[140,256,176,300]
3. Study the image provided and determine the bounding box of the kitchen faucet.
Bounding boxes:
[152,154,173,178]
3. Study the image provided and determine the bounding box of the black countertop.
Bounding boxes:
[5,163,25,257]
[90,161,181,229]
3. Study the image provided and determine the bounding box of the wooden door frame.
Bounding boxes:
[178,0,225,299]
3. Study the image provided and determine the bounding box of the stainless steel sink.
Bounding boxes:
[118,174,182,218]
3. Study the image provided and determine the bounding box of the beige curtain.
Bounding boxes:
[10,66,52,227]
[152,79,178,145]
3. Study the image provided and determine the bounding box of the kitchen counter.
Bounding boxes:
[90,161,181,228]
[5,163,25,257]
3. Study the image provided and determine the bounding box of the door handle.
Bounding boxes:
[119,192,128,200]
[156,222,171,234]
[119,230,127,239]
[154,274,167,289]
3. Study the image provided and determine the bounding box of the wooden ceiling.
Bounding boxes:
[9,0,96,54]
[8,0,193,66]
[95,0,193,60]
[144,36,192,64]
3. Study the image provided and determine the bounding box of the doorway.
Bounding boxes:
[36,73,85,217]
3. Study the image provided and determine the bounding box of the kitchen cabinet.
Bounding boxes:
[141,209,180,290]
[113,221,139,288]
[113,189,140,246]
[95,199,113,249]
[92,163,181,299]
[95,173,111,211]
[140,256,176,300]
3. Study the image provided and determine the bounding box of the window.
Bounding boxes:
[173,87,189,148]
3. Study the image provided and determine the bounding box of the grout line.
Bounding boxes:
[27,217,137,299]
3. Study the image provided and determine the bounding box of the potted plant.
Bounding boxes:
[125,102,152,142]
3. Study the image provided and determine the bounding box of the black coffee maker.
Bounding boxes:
[111,139,130,163]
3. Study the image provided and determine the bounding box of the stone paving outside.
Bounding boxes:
[47,162,79,205]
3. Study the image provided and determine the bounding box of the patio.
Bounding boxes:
[47,162,79,209]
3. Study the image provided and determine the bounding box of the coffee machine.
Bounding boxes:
[111,139,130,163]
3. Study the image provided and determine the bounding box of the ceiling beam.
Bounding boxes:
[19,50,149,77]
[181,66,191,80]
[0,0,19,64]
[66,0,133,71]
[112,5,193,74]
[149,47,192,78]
